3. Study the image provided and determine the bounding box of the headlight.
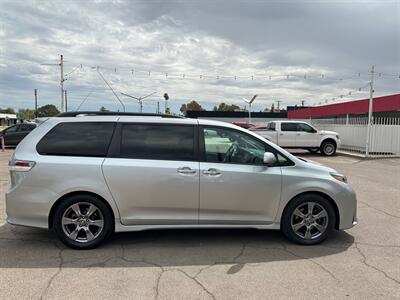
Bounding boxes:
[330,172,347,183]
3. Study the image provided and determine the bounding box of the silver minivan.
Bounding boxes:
[6,113,357,249]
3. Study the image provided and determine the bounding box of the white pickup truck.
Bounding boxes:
[250,120,340,156]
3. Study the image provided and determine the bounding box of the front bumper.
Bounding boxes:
[336,184,357,230]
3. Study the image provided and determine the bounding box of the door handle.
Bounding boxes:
[177,167,197,175]
[202,168,221,176]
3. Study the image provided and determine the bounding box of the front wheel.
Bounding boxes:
[53,194,114,249]
[320,140,337,156]
[281,194,336,245]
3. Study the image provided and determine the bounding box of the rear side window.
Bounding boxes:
[281,123,298,131]
[120,124,195,161]
[37,122,115,157]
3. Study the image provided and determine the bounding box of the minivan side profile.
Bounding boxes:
[6,115,357,249]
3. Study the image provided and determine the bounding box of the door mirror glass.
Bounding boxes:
[263,152,276,166]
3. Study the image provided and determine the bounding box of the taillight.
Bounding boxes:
[9,160,36,172]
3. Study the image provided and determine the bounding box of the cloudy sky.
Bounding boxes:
[0,0,399,113]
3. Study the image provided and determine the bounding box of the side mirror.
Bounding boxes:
[263,152,276,166]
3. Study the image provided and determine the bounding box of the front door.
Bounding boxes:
[103,123,199,225]
[296,123,320,147]
[199,126,282,224]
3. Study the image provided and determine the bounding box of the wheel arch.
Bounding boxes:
[281,191,340,230]
[48,191,115,229]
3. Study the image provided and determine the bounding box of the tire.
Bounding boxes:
[320,140,337,156]
[53,194,114,249]
[307,148,319,154]
[281,194,336,245]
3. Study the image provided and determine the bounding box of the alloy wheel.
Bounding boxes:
[61,202,104,243]
[290,202,328,240]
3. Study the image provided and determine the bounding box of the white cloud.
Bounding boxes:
[0,0,399,112]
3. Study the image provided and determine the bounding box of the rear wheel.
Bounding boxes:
[53,194,113,249]
[320,140,336,156]
[281,194,336,245]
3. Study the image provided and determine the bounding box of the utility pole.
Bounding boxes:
[60,55,65,112]
[365,65,375,157]
[34,89,38,118]
[157,101,160,114]
[64,90,68,112]
[301,100,305,107]
[41,54,65,112]
[277,100,282,111]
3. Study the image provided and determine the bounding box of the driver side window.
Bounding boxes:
[203,127,265,165]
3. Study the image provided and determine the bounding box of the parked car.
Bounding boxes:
[250,121,340,156]
[231,121,255,129]
[6,114,357,249]
[0,123,37,146]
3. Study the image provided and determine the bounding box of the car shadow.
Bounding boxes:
[0,223,354,269]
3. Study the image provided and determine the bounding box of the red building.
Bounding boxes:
[288,93,400,119]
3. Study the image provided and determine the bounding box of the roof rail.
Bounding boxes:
[56,111,183,118]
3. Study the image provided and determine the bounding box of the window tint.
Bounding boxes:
[5,125,18,133]
[203,127,266,165]
[37,122,115,157]
[120,124,195,161]
[203,126,294,166]
[19,124,35,131]
[281,123,298,131]
[297,123,315,133]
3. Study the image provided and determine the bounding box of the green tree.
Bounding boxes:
[99,106,109,112]
[215,103,241,111]
[17,109,36,120]
[180,100,204,113]
[37,104,60,117]
[0,107,16,114]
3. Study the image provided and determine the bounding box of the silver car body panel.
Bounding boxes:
[6,116,357,232]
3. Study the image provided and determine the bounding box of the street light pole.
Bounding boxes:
[243,95,258,124]
[34,89,38,118]
[365,65,375,157]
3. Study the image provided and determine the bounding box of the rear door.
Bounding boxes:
[102,122,199,225]
[278,123,297,147]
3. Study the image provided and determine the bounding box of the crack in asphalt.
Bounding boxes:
[40,242,65,300]
[359,200,400,219]
[354,242,400,286]
[281,244,339,281]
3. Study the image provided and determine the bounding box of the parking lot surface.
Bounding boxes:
[0,149,399,299]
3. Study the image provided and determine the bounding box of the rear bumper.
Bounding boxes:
[6,185,54,229]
